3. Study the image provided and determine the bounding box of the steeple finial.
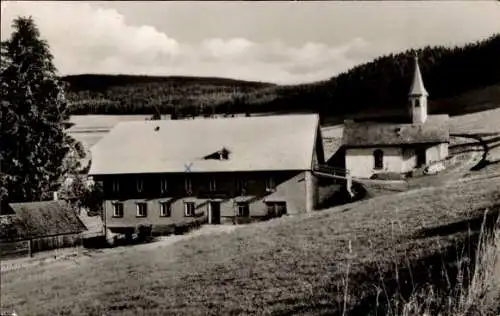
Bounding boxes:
[409,52,428,97]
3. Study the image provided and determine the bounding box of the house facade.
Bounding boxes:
[89,114,324,234]
[343,55,450,179]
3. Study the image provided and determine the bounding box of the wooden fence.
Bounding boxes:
[0,233,83,260]
[0,240,30,259]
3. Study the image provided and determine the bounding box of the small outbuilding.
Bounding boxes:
[0,200,87,259]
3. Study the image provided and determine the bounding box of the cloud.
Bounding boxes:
[1,2,498,84]
[0,1,383,84]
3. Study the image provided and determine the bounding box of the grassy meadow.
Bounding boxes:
[1,172,499,315]
[3,97,498,315]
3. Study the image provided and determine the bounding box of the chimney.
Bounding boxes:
[53,191,58,201]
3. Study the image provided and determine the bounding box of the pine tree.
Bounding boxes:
[0,16,84,203]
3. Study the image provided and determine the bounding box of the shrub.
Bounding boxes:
[135,224,153,242]
[174,215,208,235]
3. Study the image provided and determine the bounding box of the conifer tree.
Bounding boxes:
[0,16,84,203]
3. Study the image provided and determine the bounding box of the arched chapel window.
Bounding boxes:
[374,149,384,170]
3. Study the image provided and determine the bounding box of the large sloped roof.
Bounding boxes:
[342,114,450,147]
[89,114,320,175]
[0,201,87,241]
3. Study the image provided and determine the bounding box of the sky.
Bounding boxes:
[1,1,499,84]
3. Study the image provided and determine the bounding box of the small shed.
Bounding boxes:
[0,201,87,259]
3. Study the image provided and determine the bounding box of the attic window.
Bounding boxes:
[204,147,231,160]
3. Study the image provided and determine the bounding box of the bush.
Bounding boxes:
[174,215,208,235]
[135,224,153,241]
[82,236,108,249]
[152,224,176,236]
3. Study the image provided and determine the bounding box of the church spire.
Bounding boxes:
[408,53,428,124]
[409,53,428,97]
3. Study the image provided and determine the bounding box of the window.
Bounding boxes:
[237,202,250,217]
[415,99,420,107]
[374,149,384,170]
[185,177,192,194]
[160,178,168,194]
[266,202,287,217]
[265,177,276,192]
[136,202,147,217]
[209,177,216,192]
[112,202,124,217]
[236,179,247,194]
[136,179,144,193]
[160,201,171,217]
[112,179,120,193]
[184,202,195,217]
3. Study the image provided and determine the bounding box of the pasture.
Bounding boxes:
[1,171,499,315]
[2,108,496,315]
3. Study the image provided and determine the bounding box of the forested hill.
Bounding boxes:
[63,75,276,116]
[64,34,500,118]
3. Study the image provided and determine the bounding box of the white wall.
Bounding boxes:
[426,143,449,164]
[440,143,449,160]
[345,147,404,178]
[402,147,417,172]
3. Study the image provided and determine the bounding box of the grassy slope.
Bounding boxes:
[1,175,499,316]
[450,107,500,176]
[3,106,499,316]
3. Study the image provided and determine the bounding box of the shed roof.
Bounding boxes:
[342,114,450,147]
[0,201,87,241]
[89,114,320,175]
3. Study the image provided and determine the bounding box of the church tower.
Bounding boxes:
[408,54,428,124]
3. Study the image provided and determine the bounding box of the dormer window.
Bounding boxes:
[136,179,144,193]
[204,147,231,160]
[219,148,230,160]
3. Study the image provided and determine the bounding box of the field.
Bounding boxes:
[2,106,499,315]
[2,107,500,315]
[1,172,499,315]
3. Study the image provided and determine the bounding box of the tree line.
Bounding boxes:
[63,34,500,119]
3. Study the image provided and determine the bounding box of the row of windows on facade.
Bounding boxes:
[111,177,276,194]
[112,201,286,218]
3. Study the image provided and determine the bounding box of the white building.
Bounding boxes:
[343,55,450,178]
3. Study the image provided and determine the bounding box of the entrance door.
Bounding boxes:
[417,149,426,167]
[209,201,221,224]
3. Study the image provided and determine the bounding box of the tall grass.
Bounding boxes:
[358,209,500,316]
